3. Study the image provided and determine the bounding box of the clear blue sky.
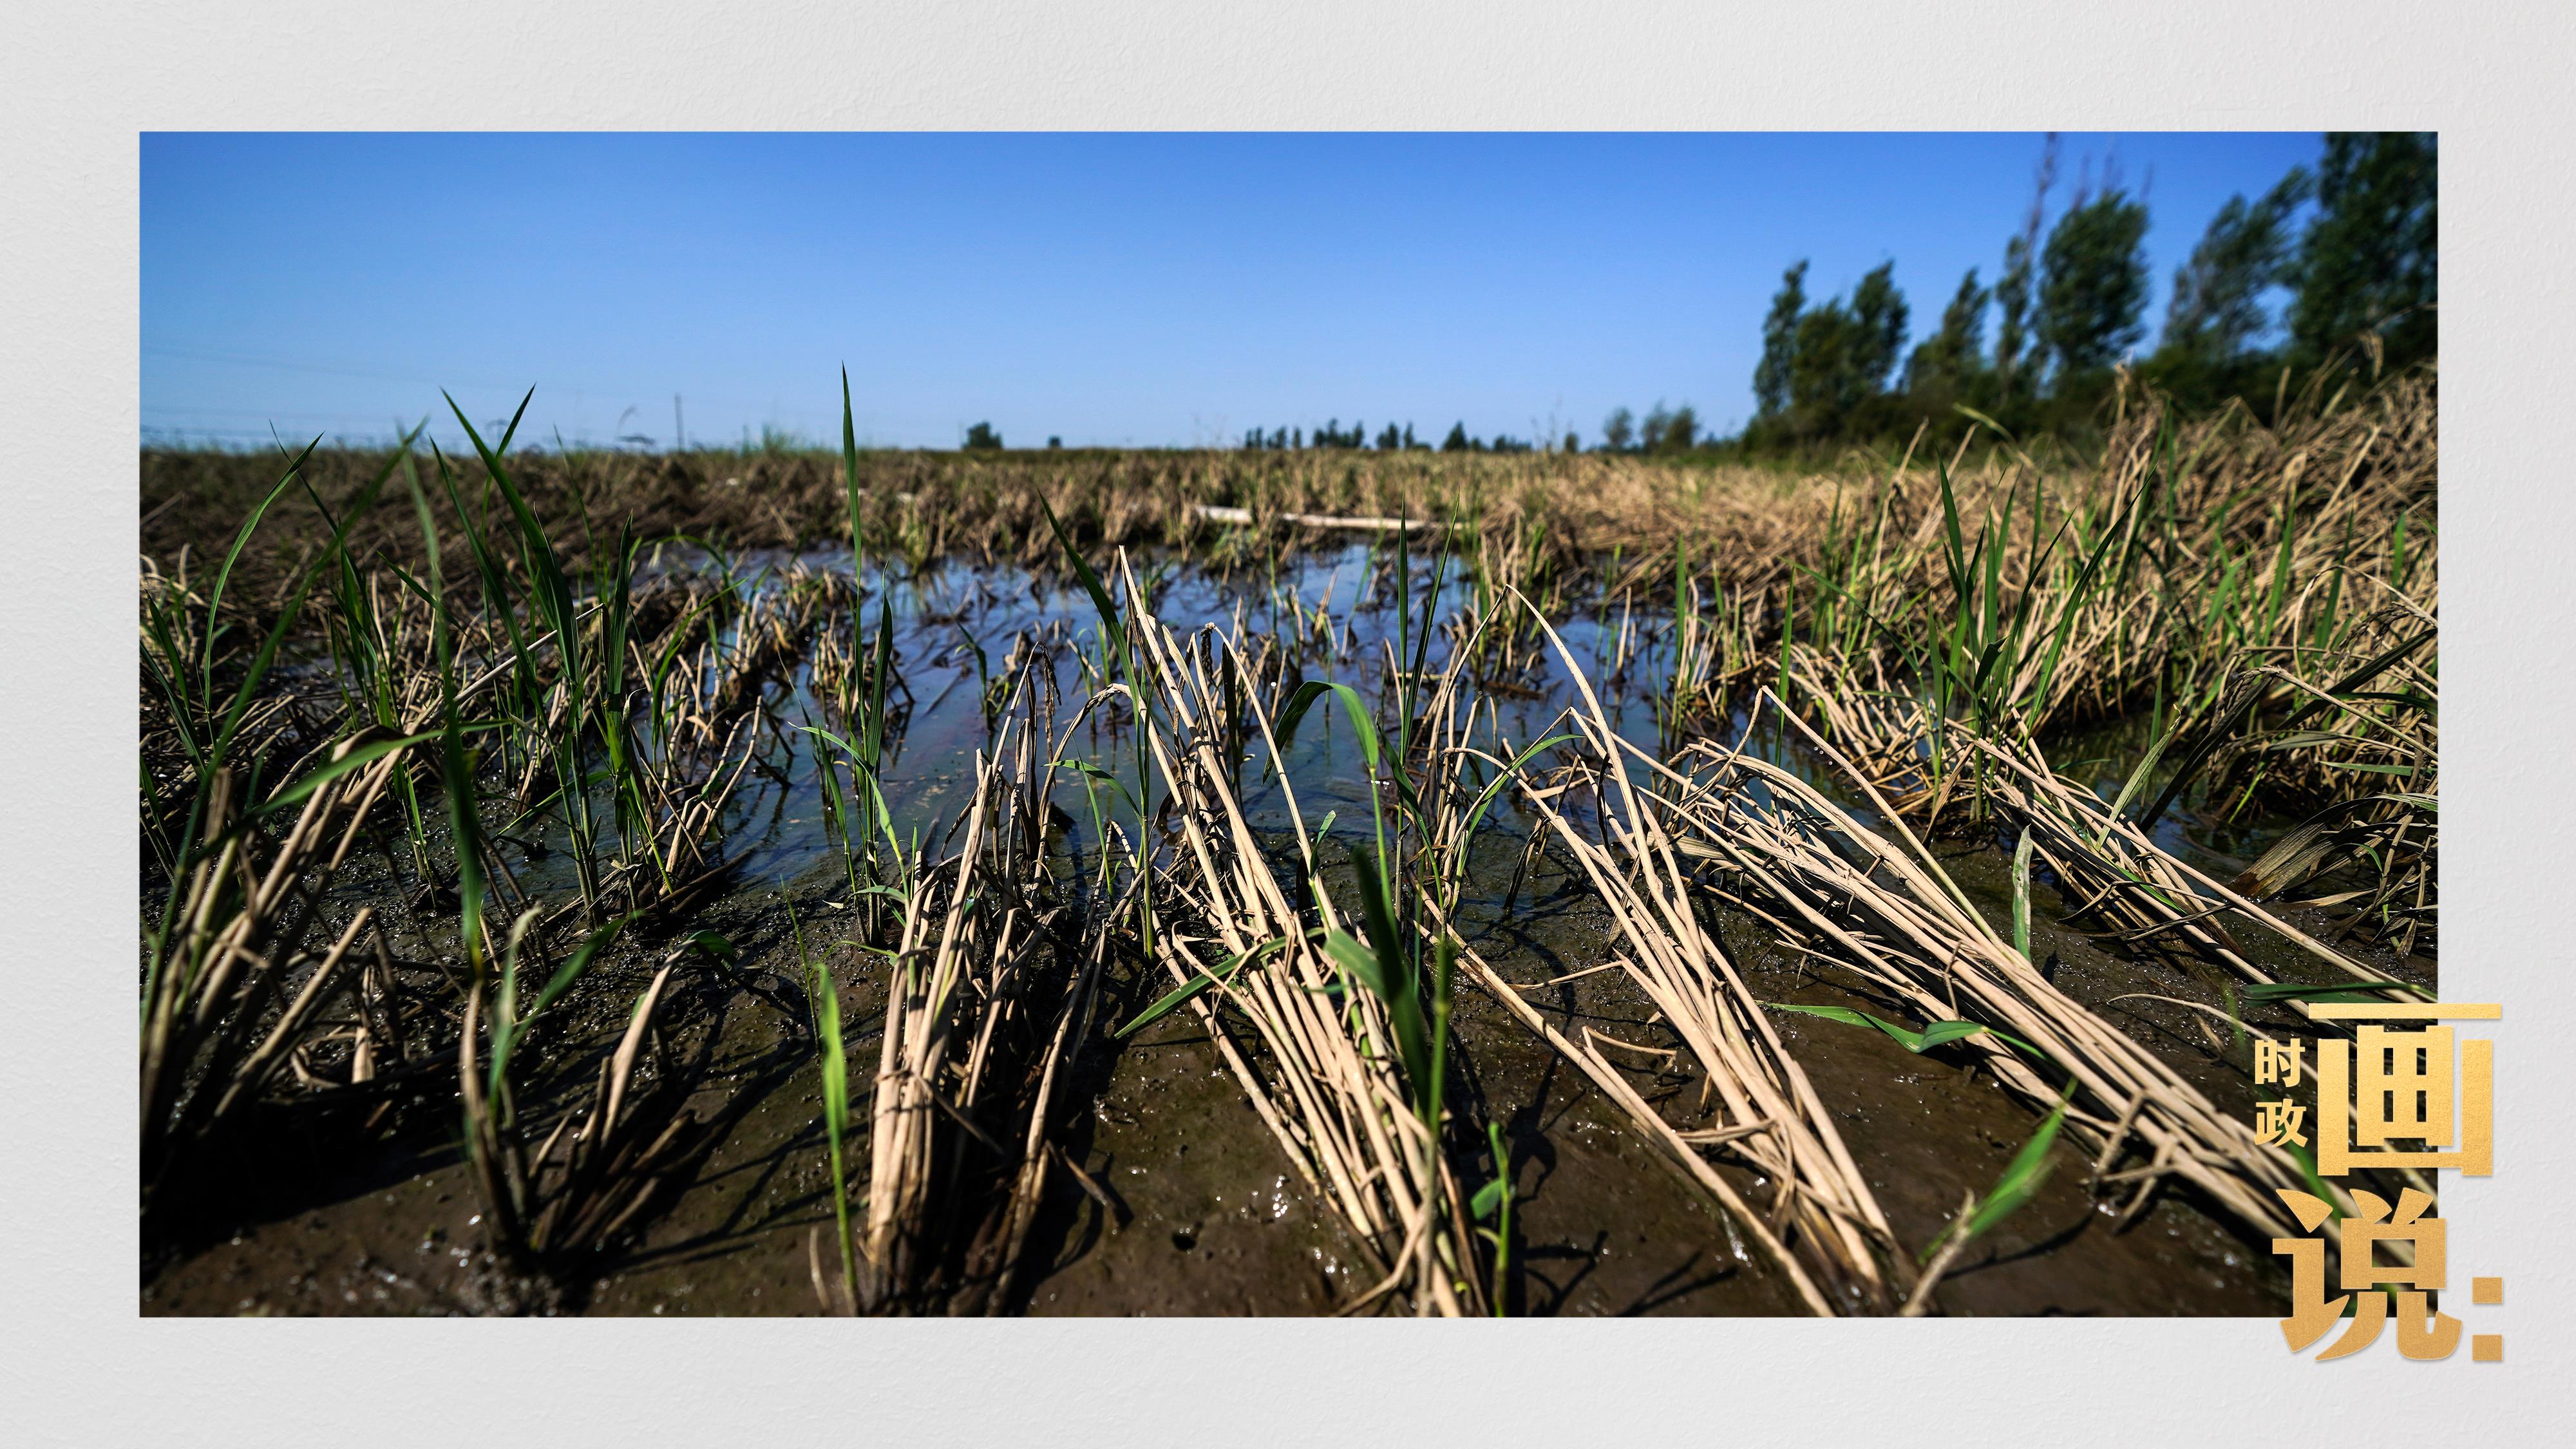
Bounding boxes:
[142,132,2324,451]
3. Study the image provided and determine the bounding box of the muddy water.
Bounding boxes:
[144,543,2425,1316]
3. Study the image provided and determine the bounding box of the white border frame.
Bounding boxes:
[6,2,2569,1442]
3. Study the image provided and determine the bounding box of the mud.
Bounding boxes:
[143,544,2423,1316]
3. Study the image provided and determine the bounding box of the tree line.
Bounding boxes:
[1240,419,1542,453]
[1227,136,2429,459]
[1741,131,2436,451]
[1010,136,2429,460]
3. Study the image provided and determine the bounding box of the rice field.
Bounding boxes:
[138,365,2436,1316]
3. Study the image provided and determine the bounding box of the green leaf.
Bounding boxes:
[1764,1001,2041,1059]
[1115,932,1308,1039]
[797,896,859,1303]
[1322,928,1390,1001]
[528,911,636,1025]
[2105,723,2175,824]
[815,959,848,1140]
[254,732,439,816]
[488,911,635,1106]
[1960,1093,2069,1244]
[207,439,410,764]
[201,435,323,697]
[2010,827,2034,962]
[1275,679,1381,772]
[433,728,485,968]
[1471,1177,1508,1222]
[1037,494,1122,650]
[2240,981,2427,1005]
[1953,404,2014,442]
[2281,1140,2340,1220]
[1456,733,1578,855]
[1346,861,1433,1097]
[840,365,867,559]
[1052,757,1142,813]
[2257,730,2360,752]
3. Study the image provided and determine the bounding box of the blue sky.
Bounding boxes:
[141,132,2324,450]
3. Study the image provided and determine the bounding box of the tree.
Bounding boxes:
[1994,236,2035,398]
[1785,264,1908,436]
[1993,134,2060,402]
[963,421,1002,451]
[1906,268,1990,397]
[1846,262,1909,392]
[2288,132,2437,367]
[2155,167,2311,375]
[1600,406,1636,452]
[1440,421,1471,452]
[2036,182,2151,380]
[1753,260,1808,419]
[1788,305,1858,430]
[1562,430,1580,453]
[1640,402,1673,451]
[1662,404,1699,451]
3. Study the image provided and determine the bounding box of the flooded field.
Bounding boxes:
[133,372,2434,1316]
[140,509,2431,1316]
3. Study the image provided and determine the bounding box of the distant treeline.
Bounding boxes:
[1728,131,2436,453]
[1239,419,1544,454]
[1234,131,2435,459]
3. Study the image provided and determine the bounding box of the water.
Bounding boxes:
[146,542,2410,1316]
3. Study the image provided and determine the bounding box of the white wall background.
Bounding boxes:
[3,3,2567,1444]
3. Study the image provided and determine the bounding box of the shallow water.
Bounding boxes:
[143,542,2428,1316]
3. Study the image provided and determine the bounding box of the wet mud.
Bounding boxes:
[143,545,2425,1316]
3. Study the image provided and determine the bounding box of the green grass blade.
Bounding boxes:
[200,435,323,701]
[1115,933,1305,1038]
[1764,1001,2041,1059]
[1959,1092,2069,1244]
[255,730,450,815]
[1344,864,1431,1094]
[1274,679,1381,773]
[1051,757,1142,816]
[1037,494,1122,652]
[2011,827,2034,962]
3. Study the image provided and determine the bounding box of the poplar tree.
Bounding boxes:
[1641,402,1674,451]
[1600,406,1636,452]
[1752,260,1808,419]
[2161,168,2312,367]
[1846,261,1909,391]
[1906,269,1991,397]
[1993,134,2060,402]
[2036,181,2151,379]
[1785,263,1909,435]
[2288,131,2438,367]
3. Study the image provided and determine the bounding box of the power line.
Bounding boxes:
[142,343,570,395]
[142,342,803,417]
[142,403,430,426]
